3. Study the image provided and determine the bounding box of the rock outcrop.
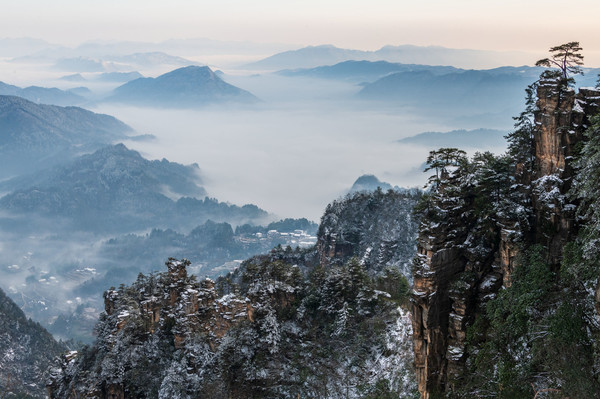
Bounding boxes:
[47,259,253,398]
[531,81,600,263]
[317,188,421,278]
[411,80,600,398]
[411,169,501,397]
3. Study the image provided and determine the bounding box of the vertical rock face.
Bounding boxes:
[411,82,600,398]
[531,80,600,263]
[411,179,501,398]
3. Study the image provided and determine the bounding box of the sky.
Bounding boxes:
[2,0,600,65]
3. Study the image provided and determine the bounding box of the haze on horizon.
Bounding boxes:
[2,0,600,66]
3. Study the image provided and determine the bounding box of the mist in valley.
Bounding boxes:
[93,73,511,221]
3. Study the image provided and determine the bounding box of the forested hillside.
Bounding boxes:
[0,287,66,398]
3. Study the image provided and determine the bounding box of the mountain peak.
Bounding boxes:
[349,174,393,193]
[109,65,257,107]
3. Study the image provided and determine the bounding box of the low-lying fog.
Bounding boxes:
[93,74,508,221]
[95,104,436,221]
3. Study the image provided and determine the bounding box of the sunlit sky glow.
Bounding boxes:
[3,0,600,65]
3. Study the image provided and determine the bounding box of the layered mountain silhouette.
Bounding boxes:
[357,69,534,123]
[0,81,85,106]
[244,44,535,70]
[107,65,258,107]
[0,144,266,233]
[52,52,195,72]
[358,69,532,105]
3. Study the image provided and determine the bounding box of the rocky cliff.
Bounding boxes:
[47,258,252,398]
[411,79,600,398]
[530,82,600,262]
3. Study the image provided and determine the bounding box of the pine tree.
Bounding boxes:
[535,41,584,85]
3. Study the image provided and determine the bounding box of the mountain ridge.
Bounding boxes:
[0,95,132,178]
[244,44,538,70]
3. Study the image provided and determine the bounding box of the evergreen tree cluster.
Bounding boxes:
[49,255,416,398]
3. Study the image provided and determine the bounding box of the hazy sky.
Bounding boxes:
[3,0,600,64]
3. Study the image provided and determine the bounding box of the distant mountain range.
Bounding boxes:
[0,37,58,58]
[244,44,537,70]
[398,128,508,149]
[0,144,266,233]
[59,71,144,83]
[4,38,292,63]
[359,69,532,104]
[96,71,144,82]
[108,65,258,107]
[0,95,132,178]
[274,60,599,127]
[51,52,196,72]
[357,68,534,122]
[0,81,86,106]
[277,60,461,83]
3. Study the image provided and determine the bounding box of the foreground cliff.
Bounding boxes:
[48,190,421,398]
[412,75,600,398]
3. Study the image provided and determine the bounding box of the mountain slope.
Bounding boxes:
[0,95,132,178]
[0,287,66,398]
[45,187,423,398]
[108,66,258,107]
[1,144,202,231]
[48,239,415,397]
[0,95,130,150]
